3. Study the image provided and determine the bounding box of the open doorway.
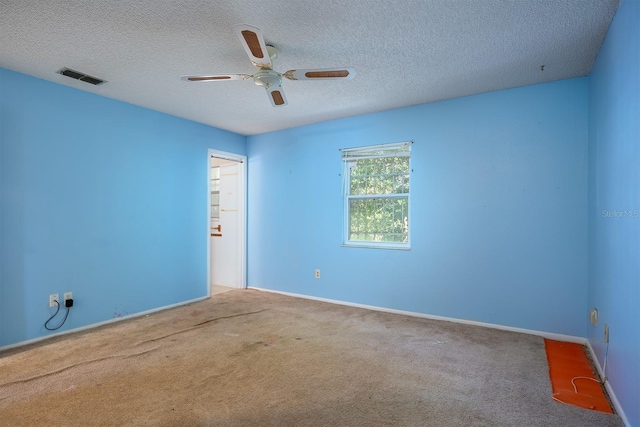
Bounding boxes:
[208,149,247,296]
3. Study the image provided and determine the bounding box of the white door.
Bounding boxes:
[210,158,242,288]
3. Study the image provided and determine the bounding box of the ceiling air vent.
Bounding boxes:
[57,68,106,85]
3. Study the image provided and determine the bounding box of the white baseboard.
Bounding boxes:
[248,287,586,343]
[0,296,209,353]
[585,340,630,427]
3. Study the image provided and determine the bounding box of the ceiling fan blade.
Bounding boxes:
[265,84,287,107]
[282,68,356,81]
[234,24,273,70]
[181,74,251,82]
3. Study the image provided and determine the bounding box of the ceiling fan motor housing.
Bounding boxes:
[253,70,282,89]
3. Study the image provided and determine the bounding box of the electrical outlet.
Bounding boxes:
[49,293,59,308]
[315,269,321,279]
[64,292,73,304]
[604,323,609,343]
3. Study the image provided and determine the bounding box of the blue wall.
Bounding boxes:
[2,9,637,420]
[247,78,589,337]
[588,0,640,425]
[0,68,246,347]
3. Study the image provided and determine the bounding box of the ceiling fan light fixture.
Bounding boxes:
[253,70,282,89]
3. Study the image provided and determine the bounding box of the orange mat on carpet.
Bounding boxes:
[544,339,613,413]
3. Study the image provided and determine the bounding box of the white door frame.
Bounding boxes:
[207,148,247,295]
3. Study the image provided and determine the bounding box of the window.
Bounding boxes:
[342,141,411,249]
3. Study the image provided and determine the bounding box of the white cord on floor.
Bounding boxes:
[571,376,601,394]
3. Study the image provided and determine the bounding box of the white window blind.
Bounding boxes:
[341,141,412,161]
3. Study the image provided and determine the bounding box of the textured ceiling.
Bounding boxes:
[0,0,620,136]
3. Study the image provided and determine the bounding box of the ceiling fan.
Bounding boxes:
[181,24,356,107]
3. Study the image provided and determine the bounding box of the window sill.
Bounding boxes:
[341,243,411,251]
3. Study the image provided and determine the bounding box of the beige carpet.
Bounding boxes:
[0,289,624,427]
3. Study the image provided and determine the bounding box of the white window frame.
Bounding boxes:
[341,141,412,250]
